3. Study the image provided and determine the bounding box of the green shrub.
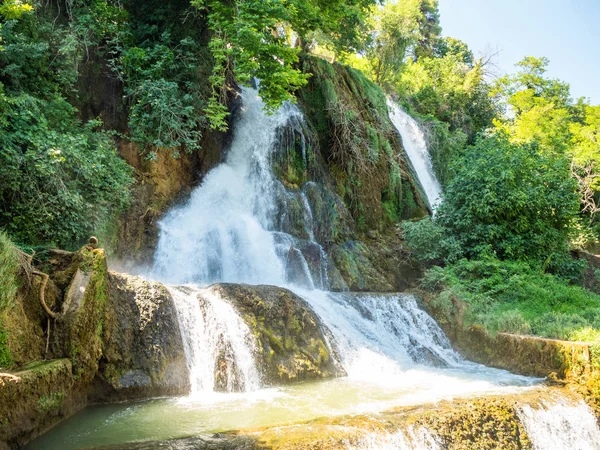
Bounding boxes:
[402,217,462,264]
[436,134,579,264]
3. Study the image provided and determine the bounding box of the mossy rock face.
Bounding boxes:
[211,283,344,384]
[0,359,75,449]
[298,56,428,231]
[96,272,189,402]
[56,248,109,388]
[329,230,422,292]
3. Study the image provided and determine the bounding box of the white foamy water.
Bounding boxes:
[293,289,536,394]
[387,100,442,211]
[348,428,442,450]
[152,87,300,286]
[519,399,600,450]
[151,87,534,398]
[169,285,260,395]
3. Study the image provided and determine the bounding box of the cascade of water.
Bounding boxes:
[153,87,303,286]
[387,100,442,211]
[518,399,600,450]
[169,285,260,395]
[295,291,460,378]
[300,191,316,241]
[153,87,325,394]
[152,87,530,402]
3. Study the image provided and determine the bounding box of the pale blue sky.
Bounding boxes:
[438,0,600,104]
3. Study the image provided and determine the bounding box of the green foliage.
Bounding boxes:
[398,46,496,141]
[118,35,208,155]
[0,2,134,248]
[0,231,19,311]
[0,95,133,247]
[194,0,377,129]
[402,217,461,264]
[360,0,423,89]
[493,56,574,155]
[0,324,11,368]
[422,257,600,343]
[421,117,467,188]
[435,134,579,264]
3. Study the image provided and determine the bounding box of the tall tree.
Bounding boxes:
[193,0,377,130]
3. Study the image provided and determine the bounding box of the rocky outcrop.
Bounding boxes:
[96,272,189,401]
[298,56,428,231]
[0,360,76,450]
[212,283,343,384]
[0,250,189,449]
[329,230,421,292]
[114,130,227,268]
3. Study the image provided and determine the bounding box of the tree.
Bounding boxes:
[362,0,422,88]
[192,0,377,129]
[492,56,573,154]
[435,134,579,263]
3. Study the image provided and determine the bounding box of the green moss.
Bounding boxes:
[0,323,12,368]
[36,392,65,415]
[299,56,427,230]
[0,231,20,312]
[67,248,110,385]
[366,124,379,163]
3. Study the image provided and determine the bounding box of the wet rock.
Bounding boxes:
[211,283,344,384]
[96,272,189,401]
[0,360,76,449]
[329,230,422,292]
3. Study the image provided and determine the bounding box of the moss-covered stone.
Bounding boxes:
[56,248,109,388]
[211,284,344,384]
[0,359,75,449]
[96,272,189,401]
[329,229,422,292]
[298,56,427,231]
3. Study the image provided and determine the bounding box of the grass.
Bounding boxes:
[0,230,20,312]
[422,257,600,345]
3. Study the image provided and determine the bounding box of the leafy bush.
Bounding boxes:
[119,37,208,155]
[404,134,580,276]
[0,9,134,248]
[436,134,579,263]
[0,94,133,247]
[402,217,462,263]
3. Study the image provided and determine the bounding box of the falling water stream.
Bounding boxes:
[387,100,442,211]
[27,88,600,450]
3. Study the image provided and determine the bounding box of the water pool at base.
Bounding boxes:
[26,366,537,450]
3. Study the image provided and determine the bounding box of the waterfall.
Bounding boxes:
[151,87,532,397]
[519,399,600,449]
[152,87,302,286]
[292,290,534,388]
[296,292,461,375]
[169,285,260,395]
[152,87,325,394]
[387,100,442,211]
